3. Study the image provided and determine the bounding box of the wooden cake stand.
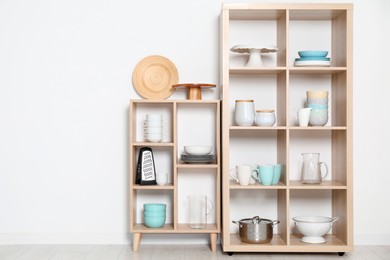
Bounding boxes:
[172,83,216,100]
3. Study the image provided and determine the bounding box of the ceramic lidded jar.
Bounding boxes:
[235,100,255,126]
[255,110,276,126]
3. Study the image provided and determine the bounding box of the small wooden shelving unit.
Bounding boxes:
[221,3,353,255]
[129,99,220,251]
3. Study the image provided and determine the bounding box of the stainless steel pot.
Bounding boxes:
[232,216,280,244]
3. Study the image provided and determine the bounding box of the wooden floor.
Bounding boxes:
[0,244,389,260]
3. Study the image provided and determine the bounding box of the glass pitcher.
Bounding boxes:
[301,153,328,184]
[187,195,214,229]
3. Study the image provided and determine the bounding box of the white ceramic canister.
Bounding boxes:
[255,110,276,126]
[235,100,255,126]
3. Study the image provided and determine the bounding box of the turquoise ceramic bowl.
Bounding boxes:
[307,104,328,109]
[144,211,166,217]
[144,216,166,228]
[298,51,328,58]
[143,203,166,212]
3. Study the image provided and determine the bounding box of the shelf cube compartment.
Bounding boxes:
[289,9,349,67]
[130,101,174,143]
[177,168,218,231]
[176,102,219,164]
[227,9,287,67]
[229,189,288,246]
[229,73,287,127]
[132,146,174,186]
[289,189,349,247]
[229,129,287,186]
[288,130,348,187]
[131,189,174,231]
[288,71,348,127]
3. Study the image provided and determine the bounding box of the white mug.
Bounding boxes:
[156,172,168,186]
[298,108,312,127]
[230,165,252,185]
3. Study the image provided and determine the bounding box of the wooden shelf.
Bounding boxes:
[177,163,218,169]
[132,184,175,190]
[288,67,347,74]
[132,224,218,234]
[289,181,346,189]
[221,3,353,254]
[230,67,286,74]
[132,224,174,233]
[228,234,287,250]
[131,142,174,147]
[230,126,287,130]
[230,181,287,190]
[130,100,221,252]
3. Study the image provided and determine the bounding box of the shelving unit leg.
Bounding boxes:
[133,233,142,251]
[210,233,218,252]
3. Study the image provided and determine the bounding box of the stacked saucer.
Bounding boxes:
[294,51,330,67]
[181,146,215,164]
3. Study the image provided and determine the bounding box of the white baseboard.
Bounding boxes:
[1,233,389,245]
[0,233,212,245]
[355,234,390,245]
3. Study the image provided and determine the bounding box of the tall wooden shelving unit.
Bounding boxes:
[220,3,353,254]
[129,99,220,251]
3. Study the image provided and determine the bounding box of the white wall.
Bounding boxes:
[0,0,389,245]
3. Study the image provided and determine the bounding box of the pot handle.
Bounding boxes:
[272,220,280,227]
[232,220,242,228]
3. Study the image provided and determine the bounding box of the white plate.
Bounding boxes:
[294,60,331,67]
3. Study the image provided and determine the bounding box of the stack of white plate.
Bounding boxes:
[294,51,331,67]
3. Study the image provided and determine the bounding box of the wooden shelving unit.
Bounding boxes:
[220,3,353,254]
[129,99,220,251]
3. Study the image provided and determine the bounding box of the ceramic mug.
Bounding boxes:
[272,164,282,185]
[259,164,274,186]
[230,165,252,185]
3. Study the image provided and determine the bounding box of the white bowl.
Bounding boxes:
[293,216,339,244]
[184,146,212,155]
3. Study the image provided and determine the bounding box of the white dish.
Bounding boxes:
[294,60,331,67]
[293,216,339,244]
[184,146,212,155]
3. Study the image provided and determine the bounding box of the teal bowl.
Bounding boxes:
[144,216,166,228]
[298,51,328,58]
[307,104,328,109]
[144,211,166,217]
[143,203,166,212]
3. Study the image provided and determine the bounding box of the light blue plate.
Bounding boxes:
[298,51,328,58]
[296,57,330,61]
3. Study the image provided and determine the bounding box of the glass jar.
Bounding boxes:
[255,110,276,126]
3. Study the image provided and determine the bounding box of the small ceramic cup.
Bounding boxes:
[156,172,168,186]
[230,165,252,185]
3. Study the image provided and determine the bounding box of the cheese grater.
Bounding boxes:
[136,147,157,185]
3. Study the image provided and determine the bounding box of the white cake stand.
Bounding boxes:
[230,45,278,67]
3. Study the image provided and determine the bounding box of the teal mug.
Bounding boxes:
[272,164,282,185]
[259,164,274,186]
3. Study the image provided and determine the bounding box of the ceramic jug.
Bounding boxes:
[301,153,328,184]
[187,195,213,229]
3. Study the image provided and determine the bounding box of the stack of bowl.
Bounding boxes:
[306,91,329,126]
[144,203,166,228]
[294,51,330,67]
